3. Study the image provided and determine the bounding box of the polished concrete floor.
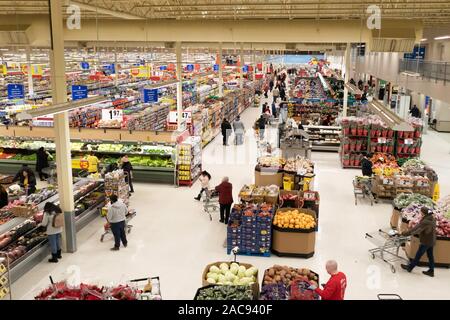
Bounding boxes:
[11,94,450,300]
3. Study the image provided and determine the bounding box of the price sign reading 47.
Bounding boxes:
[102,109,123,121]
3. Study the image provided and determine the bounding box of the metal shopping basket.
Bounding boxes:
[203,189,219,221]
[365,229,410,273]
[100,209,136,242]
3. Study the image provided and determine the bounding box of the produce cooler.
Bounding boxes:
[0,178,105,283]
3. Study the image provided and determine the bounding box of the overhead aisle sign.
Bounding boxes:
[7,84,25,100]
[71,85,88,100]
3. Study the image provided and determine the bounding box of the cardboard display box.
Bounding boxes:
[255,167,283,187]
[202,261,260,298]
[271,208,316,258]
[405,236,450,267]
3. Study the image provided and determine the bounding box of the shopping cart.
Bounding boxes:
[365,229,410,273]
[127,276,162,300]
[100,209,136,242]
[202,189,219,221]
[353,176,376,206]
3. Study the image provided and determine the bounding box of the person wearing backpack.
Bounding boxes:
[40,202,64,263]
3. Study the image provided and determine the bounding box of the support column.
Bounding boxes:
[49,0,76,252]
[26,47,34,97]
[239,43,244,90]
[175,41,183,130]
[218,43,223,97]
[343,43,351,117]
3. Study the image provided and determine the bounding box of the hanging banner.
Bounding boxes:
[81,61,90,70]
[0,64,6,75]
[167,63,175,71]
[143,88,158,103]
[194,64,201,71]
[186,64,194,72]
[242,65,249,73]
[71,85,88,101]
[31,65,43,76]
[159,65,167,71]
[213,64,219,72]
[7,84,25,100]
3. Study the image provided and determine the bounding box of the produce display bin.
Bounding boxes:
[271,208,317,258]
[254,166,283,187]
[405,235,450,268]
[202,261,260,298]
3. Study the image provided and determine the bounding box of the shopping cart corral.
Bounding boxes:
[100,209,136,242]
[365,229,410,273]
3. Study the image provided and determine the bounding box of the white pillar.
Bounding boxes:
[240,43,244,89]
[49,0,76,252]
[175,42,183,130]
[343,43,351,117]
[26,47,34,97]
[218,43,223,97]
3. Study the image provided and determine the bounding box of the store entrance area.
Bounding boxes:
[10,83,450,300]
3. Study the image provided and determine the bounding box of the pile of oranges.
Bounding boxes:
[273,209,316,230]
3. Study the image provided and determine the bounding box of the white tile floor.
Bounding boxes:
[11,91,450,300]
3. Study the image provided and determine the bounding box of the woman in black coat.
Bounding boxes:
[36,147,50,181]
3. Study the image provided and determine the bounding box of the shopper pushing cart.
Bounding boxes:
[106,195,129,251]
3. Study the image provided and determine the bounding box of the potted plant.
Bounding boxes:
[355,139,362,151]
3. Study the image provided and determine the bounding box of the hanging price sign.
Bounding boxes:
[102,109,123,122]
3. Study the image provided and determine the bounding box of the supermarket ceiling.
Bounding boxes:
[0,0,449,26]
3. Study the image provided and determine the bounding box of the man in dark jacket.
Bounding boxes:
[361,155,373,176]
[410,104,421,118]
[401,207,436,277]
[120,155,134,193]
[36,147,50,181]
[257,115,266,140]
[215,176,233,224]
[221,118,232,146]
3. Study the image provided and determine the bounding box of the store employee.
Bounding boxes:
[87,151,100,174]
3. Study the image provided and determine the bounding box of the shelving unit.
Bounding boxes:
[303,125,340,151]
[177,136,202,187]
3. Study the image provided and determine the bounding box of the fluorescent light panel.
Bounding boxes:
[434,35,450,40]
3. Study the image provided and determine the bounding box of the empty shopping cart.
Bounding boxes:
[365,229,410,273]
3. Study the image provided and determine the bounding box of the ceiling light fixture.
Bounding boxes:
[420,38,427,42]
[434,35,450,40]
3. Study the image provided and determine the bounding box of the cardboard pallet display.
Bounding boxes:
[271,208,317,258]
[254,166,283,187]
[202,261,260,298]
[405,236,450,267]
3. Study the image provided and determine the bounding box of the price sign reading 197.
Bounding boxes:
[102,109,123,121]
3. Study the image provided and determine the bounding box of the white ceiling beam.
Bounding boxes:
[69,0,145,19]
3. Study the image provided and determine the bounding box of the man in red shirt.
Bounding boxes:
[310,260,347,300]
